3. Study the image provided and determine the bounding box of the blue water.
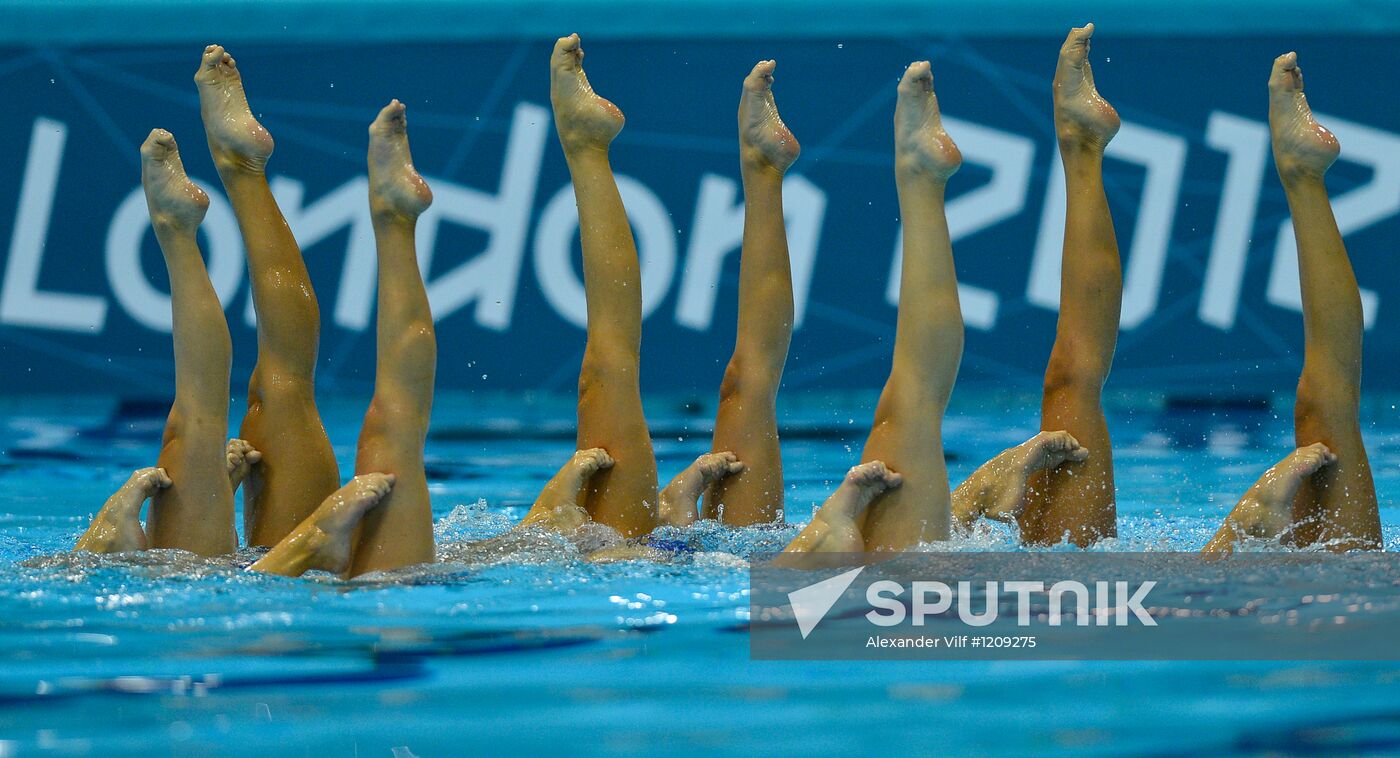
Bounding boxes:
[2,390,1400,756]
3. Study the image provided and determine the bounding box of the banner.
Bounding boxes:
[1,37,1397,395]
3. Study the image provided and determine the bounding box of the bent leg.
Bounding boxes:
[1019,25,1123,546]
[75,468,171,553]
[952,432,1088,529]
[1203,444,1336,554]
[659,452,745,528]
[139,130,237,556]
[855,61,963,551]
[1266,53,1381,550]
[346,101,438,576]
[518,448,615,533]
[195,45,339,546]
[249,474,394,577]
[550,34,659,537]
[704,60,801,525]
[783,462,901,554]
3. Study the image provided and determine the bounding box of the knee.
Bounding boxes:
[1294,371,1357,430]
[578,346,639,397]
[1042,351,1104,401]
[718,355,779,403]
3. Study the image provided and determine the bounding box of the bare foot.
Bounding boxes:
[518,448,615,533]
[894,61,961,179]
[194,44,275,173]
[1226,443,1337,541]
[225,438,262,492]
[140,130,209,230]
[250,473,396,577]
[658,451,746,528]
[783,461,902,553]
[74,467,171,553]
[1053,24,1120,152]
[952,431,1089,528]
[1268,52,1339,182]
[368,100,434,219]
[739,60,800,173]
[549,34,625,153]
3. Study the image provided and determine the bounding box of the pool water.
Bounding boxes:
[2,390,1399,756]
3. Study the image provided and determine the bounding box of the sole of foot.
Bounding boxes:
[1267,52,1340,181]
[894,60,961,179]
[739,60,800,172]
[983,431,1089,523]
[194,44,275,172]
[1238,442,1336,538]
[307,473,396,573]
[1052,24,1121,150]
[549,33,625,152]
[368,100,434,218]
[140,130,210,230]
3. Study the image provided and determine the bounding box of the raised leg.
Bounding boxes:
[1266,52,1381,550]
[659,452,745,528]
[852,61,964,551]
[195,45,340,546]
[249,474,395,577]
[703,60,801,525]
[74,468,170,553]
[1019,25,1123,546]
[952,432,1088,529]
[518,448,615,533]
[1203,443,1336,553]
[137,130,238,556]
[782,462,902,554]
[345,101,438,576]
[550,34,659,537]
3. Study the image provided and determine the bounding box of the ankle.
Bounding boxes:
[560,140,611,163]
[740,150,787,178]
[1057,136,1106,162]
[1275,162,1328,188]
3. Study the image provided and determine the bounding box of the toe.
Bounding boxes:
[899,61,932,91]
[745,60,775,89]
[1270,52,1301,91]
[140,129,174,158]
[552,34,582,67]
[1060,25,1093,62]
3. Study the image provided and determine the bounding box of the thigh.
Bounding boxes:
[577,379,658,538]
[858,405,950,550]
[349,422,434,574]
[705,395,783,524]
[149,431,236,554]
[1020,390,1116,545]
[1292,416,1380,549]
[239,389,341,546]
